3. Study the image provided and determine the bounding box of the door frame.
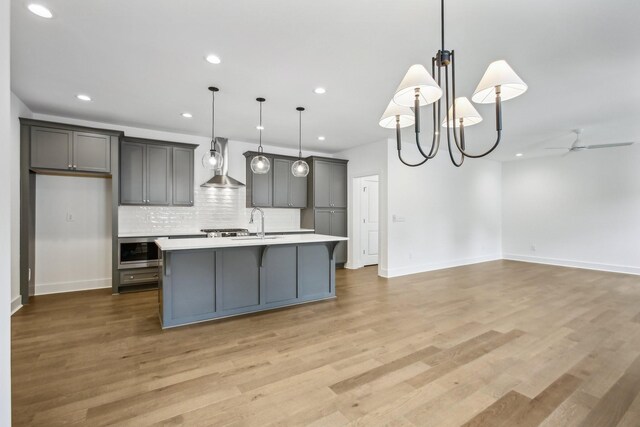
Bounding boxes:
[350,173,380,269]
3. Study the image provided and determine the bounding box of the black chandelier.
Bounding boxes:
[379,0,527,167]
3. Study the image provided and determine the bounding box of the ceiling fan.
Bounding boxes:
[546,129,635,154]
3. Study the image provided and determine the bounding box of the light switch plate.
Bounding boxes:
[392,214,405,223]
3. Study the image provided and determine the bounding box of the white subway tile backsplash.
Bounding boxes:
[119,187,300,235]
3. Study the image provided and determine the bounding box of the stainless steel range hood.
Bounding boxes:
[201,137,245,188]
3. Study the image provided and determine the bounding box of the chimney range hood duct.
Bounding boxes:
[201,137,245,188]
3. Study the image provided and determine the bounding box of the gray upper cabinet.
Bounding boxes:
[120,138,196,206]
[313,161,332,208]
[273,158,307,208]
[245,154,273,208]
[73,132,111,173]
[146,145,172,206]
[314,160,347,208]
[172,147,194,206]
[30,127,111,173]
[244,152,306,208]
[120,141,146,204]
[30,127,73,170]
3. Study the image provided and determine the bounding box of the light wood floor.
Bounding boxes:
[11,260,640,426]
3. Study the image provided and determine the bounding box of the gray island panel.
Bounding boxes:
[217,247,261,312]
[158,238,343,328]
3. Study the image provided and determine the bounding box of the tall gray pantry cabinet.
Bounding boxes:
[301,157,349,265]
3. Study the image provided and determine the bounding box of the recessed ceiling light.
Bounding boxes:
[28,4,52,18]
[181,112,193,118]
[205,54,221,64]
[314,87,326,94]
[256,125,264,130]
[318,136,325,141]
[76,94,91,101]
[515,153,523,157]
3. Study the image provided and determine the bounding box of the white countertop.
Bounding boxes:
[118,230,206,238]
[262,228,314,234]
[119,228,314,238]
[156,233,348,251]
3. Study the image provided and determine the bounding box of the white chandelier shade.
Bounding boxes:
[442,97,483,128]
[379,101,415,129]
[392,64,443,107]
[472,60,528,104]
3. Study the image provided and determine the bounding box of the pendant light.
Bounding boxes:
[202,86,224,169]
[380,0,527,168]
[291,107,309,177]
[250,98,270,174]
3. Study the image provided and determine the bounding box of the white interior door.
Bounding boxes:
[359,177,379,266]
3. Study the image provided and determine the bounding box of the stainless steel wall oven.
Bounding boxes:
[118,237,160,269]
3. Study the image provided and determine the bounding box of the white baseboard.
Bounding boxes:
[35,277,112,295]
[379,255,501,278]
[11,295,22,315]
[502,254,640,276]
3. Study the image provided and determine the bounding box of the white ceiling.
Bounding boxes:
[11,0,640,160]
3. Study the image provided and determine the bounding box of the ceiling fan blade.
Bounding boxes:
[585,142,634,149]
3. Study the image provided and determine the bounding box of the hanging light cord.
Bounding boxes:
[210,89,215,152]
[258,101,263,153]
[298,110,303,158]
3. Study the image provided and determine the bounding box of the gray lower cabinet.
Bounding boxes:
[217,247,261,311]
[264,245,297,303]
[159,242,337,328]
[120,138,196,206]
[298,244,332,298]
[172,147,194,206]
[273,158,307,208]
[30,127,111,173]
[314,209,347,264]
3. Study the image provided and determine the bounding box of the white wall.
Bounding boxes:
[384,141,502,277]
[336,139,389,275]
[35,175,112,294]
[502,147,640,274]
[10,93,32,309]
[1,0,13,422]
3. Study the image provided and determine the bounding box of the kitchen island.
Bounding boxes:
[156,234,348,328]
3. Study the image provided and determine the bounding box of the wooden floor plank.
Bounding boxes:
[11,260,640,426]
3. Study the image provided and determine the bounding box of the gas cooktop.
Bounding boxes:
[200,228,250,238]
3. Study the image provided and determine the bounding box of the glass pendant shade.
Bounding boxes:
[291,159,309,177]
[442,97,483,128]
[250,155,270,174]
[202,148,223,169]
[379,101,415,128]
[393,64,443,107]
[472,60,527,104]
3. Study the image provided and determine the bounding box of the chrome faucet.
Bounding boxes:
[249,207,265,239]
